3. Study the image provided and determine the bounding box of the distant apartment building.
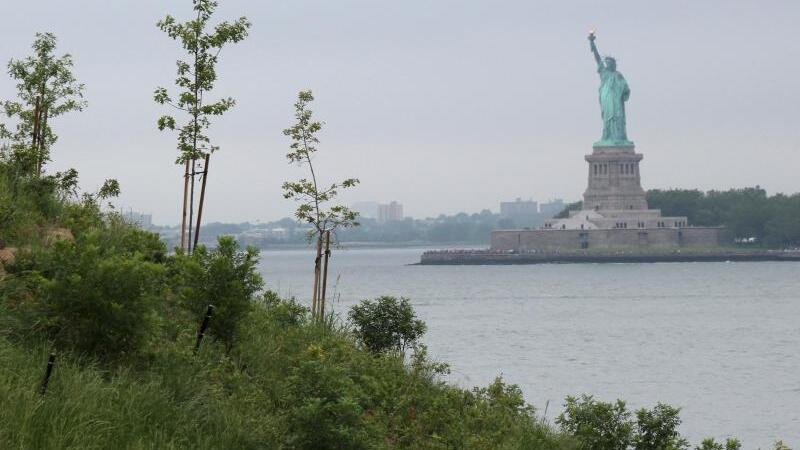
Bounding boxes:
[122,210,153,229]
[499,198,541,228]
[500,198,538,218]
[351,201,380,219]
[539,199,566,218]
[377,201,403,223]
[498,197,568,228]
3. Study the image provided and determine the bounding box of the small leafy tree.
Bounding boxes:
[348,296,426,354]
[155,0,250,252]
[556,395,633,450]
[283,90,359,318]
[695,438,741,450]
[1,32,86,176]
[634,403,689,450]
[175,236,263,351]
[0,227,167,361]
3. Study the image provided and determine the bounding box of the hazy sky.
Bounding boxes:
[3,1,799,224]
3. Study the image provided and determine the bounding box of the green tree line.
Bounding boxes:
[647,187,800,247]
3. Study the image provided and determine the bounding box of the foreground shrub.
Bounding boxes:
[348,296,426,354]
[0,166,76,245]
[557,395,633,450]
[695,437,741,450]
[634,403,689,450]
[557,395,751,450]
[259,290,308,327]
[1,226,166,360]
[174,236,263,351]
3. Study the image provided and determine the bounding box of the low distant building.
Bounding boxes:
[539,199,566,218]
[499,198,546,228]
[123,210,153,229]
[351,201,379,219]
[500,198,538,218]
[236,227,291,246]
[377,201,404,223]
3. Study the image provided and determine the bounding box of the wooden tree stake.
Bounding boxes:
[193,154,210,250]
[39,352,56,395]
[31,96,41,175]
[311,236,323,318]
[320,230,331,319]
[194,304,215,353]
[180,160,190,251]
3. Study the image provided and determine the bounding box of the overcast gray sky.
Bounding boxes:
[3,1,799,224]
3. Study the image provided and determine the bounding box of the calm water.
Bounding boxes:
[260,247,800,448]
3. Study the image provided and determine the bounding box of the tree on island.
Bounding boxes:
[154,0,250,253]
[1,32,86,176]
[282,90,360,321]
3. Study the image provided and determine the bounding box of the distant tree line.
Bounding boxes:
[339,211,499,244]
[557,187,800,248]
[162,210,503,247]
[175,187,800,248]
[648,187,800,247]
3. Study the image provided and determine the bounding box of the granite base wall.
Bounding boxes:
[490,227,726,252]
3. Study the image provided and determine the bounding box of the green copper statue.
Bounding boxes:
[589,31,633,146]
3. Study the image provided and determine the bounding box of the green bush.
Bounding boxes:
[283,346,374,449]
[259,290,308,327]
[174,236,263,351]
[348,296,427,354]
[557,395,633,450]
[557,396,749,450]
[634,403,689,450]
[695,437,741,450]
[1,225,167,360]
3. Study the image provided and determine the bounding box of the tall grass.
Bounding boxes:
[0,300,572,450]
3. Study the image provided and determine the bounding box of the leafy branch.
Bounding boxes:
[154,0,250,164]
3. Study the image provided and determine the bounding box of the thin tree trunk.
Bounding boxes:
[31,97,41,175]
[193,154,210,250]
[189,7,200,255]
[188,158,196,253]
[311,235,323,319]
[320,230,331,320]
[36,104,48,176]
[31,97,41,147]
[180,160,190,251]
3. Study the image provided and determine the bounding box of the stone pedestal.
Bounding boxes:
[583,144,647,211]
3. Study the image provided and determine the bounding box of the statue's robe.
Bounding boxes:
[597,66,630,143]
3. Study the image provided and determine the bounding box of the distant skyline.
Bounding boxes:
[3,1,799,225]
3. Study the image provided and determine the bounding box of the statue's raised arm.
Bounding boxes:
[588,31,603,70]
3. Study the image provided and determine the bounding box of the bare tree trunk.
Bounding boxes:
[193,154,210,250]
[31,97,41,147]
[31,97,41,176]
[311,235,323,319]
[36,104,48,176]
[187,158,196,253]
[320,230,331,320]
[180,160,190,252]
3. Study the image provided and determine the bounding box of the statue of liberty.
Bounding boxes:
[589,31,633,146]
